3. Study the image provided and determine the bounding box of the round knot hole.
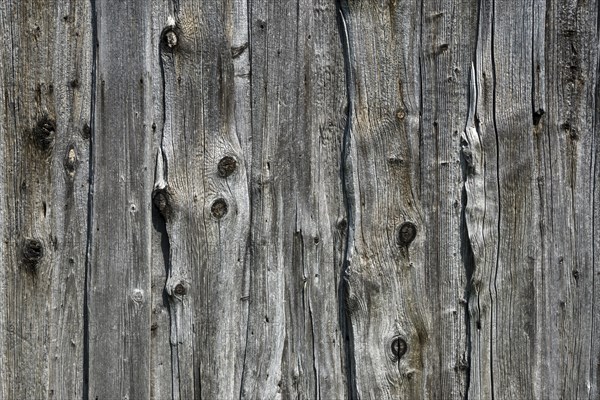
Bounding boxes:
[217,156,238,178]
[174,283,186,296]
[398,222,417,246]
[391,337,407,359]
[22,238,44,266]
[32,116,56,151]
[211,198,228,219]
[163,29,178,49]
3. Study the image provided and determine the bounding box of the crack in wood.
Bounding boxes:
[82,1,99,397]
[336,2,358,399]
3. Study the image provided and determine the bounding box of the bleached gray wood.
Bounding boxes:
[337,1,473,397]
[0,0,598,398]
[418,0,477,397]
[238,1,348,398]
[149,3,174,400]
[463,0,599,399]
[531,0,599,398]
[154,1,251,398]
[86,0,164,398]
[0,1,91,399]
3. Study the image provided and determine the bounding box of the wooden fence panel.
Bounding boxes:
[86,1,165,398]
[0,1,91,398]
[0,0,598,399]
[534,0,600,397]
[154,1,252,398]
[238,1,348,398]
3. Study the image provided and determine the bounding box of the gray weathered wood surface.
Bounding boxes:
[0,0,598,399]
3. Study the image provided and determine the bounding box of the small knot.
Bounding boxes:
[32,116,56,151]
[174,283,186,296]
[63,144,78,176]
[165,30,177,48]
[211,198,228,219]
[391,337,407,359]
[22,238,44,268]
[131,289,144,303]
[161,26,179,50]
[217,156,238,178]
[397,222,417,246]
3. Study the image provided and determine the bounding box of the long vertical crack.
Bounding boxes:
[461,63,483,400]
[336,2,358,398]
[155,17,178,399]
[82,0,98,398]
[490,2,500,398]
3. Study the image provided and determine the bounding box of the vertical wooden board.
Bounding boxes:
[87,1,158,398]
[343,0,480,396]
[462,0,499,398]
[237,0,348,398]
[148,2,174,399]
[341,1,432,397]
[0,1,91,398]
[488,2,540,396]
[534,0,600,397]
[154,1,251,398]
[418,0,477,397]
[463,0,561,398]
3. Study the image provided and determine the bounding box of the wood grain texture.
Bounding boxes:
[86,0,163,398]
[463,0,599,399]
[532,0,600,397]
[155,1,252,398]
[0,1,91,398]
[238,1,348,398]
[0,0,598,398]
[149,3,173,400]
[418,0,477,398]
[341,1,433,397]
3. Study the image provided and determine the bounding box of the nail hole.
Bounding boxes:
[82,123,91,139]
[533,108,545,126]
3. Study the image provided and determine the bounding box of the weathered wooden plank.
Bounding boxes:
[418,0,478,398]
[238,0,348,398]
[532,0,599,397]
[465,0,541,397]
[86,0,161,398]
[154,1,251,398]
[0,1,91,398]
[149,3,174,400]
[462,1,500,398]
[464,0,600,398]
[339,1,442,397]
[0,0,597,398]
